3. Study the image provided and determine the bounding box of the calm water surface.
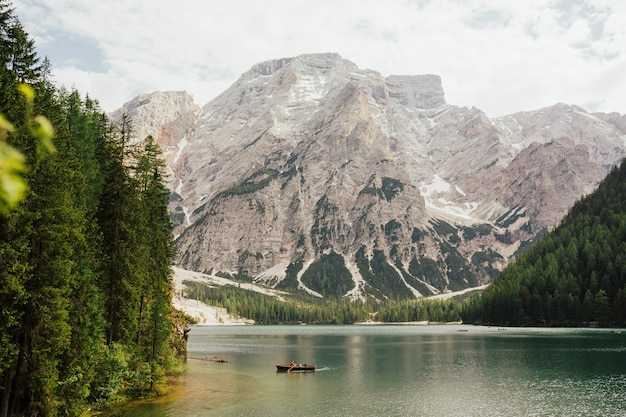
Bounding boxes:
[122,325,626,416]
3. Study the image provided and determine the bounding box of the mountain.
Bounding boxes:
[463,159,626,326]
[109,90,199,186]
[111,53,626,301]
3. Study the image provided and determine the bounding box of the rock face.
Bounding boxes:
[112,53,626,301]
[109,91,199,187]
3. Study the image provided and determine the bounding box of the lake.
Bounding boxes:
[121,325,626,416]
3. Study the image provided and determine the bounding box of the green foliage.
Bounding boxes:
[458,223,493,242]
[0,133,26,212]
[495,205,526,228]
[408,256,446,291]
[300,251,353,297]
[286,152,298,165]
[475,223,494,236]
[514,228,547,257]
[280,165,297,181]
[0,84,54,214]
[170,209,185,228]
[461,225,477,240]
[218,169,278,197]
[276,260,303,290]
[430,219,457,237]
[242,130,267,150]
[356,246,414,300]
[377,298,465,323]
[395,259,433,297]
[215,270,234,279]
[90,343,129,406]
[464,160,626,327]
[184,281,373,324]
[184,280,466,325]
[471,250,503,278]
[359,184,379,197]
[384,219,402,242]
[380,177,404,201]
[310,194,341,251]
[0,8,186,415]
[411,227,426,243]
[440,241,476,290]
[358,176,404,202]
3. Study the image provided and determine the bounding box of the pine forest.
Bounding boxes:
[0,2,185,416]
[463,160,626,327]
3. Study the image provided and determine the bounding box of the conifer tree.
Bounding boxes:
[6,22,39,83]
[464,160,626,326]
[133,135,175,367]
[96,114,141,346]
[0,4,185,413]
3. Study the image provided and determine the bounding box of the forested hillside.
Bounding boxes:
[183,280,465,325]
[464,159,626,327]
[0,2,184,416]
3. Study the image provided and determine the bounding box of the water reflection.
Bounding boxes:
[123,325,626,416]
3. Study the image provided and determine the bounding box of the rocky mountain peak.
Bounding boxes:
[384,74,446,109]
[239,53,445,113]
[250,52,351,76]
[109,91,199,185]
[113,53,626,302]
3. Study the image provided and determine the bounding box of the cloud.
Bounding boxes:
[13,0,626,117]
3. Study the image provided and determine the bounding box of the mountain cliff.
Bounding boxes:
[112,53,626,301]
[464,158,626,326]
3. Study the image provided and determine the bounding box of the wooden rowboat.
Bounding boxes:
[276,364,316,372]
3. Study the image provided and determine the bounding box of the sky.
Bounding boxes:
[12,0,626,117]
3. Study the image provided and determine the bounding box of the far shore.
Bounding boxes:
[172,266,480,326]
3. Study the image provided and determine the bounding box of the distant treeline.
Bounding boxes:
[0,2,184,416]
[184,282,372,324]
[183,281,467,325]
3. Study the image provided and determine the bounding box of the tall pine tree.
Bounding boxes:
[0,3,185,414]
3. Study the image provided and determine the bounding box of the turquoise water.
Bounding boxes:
[122,325,626,416]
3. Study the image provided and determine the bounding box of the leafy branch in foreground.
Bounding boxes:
[0,83,54,213]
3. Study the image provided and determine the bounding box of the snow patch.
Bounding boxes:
[420,174,450,196]
[173,136,188,164]
[296,259,323,298]
[182,206,191,226]
[175,179,184,195]
[344,257,368,302]
[420,175,481,224]
[391,262,422,298]
[428,284,488,300]
[290,73,328,103]
[256,260,290,283]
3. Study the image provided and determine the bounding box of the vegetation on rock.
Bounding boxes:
[464,159,626,327]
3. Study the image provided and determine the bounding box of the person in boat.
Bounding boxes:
[289,361,295,367]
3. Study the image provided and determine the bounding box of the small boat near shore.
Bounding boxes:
[276,363,316,372]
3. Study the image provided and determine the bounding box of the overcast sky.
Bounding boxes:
[12,0,626,117]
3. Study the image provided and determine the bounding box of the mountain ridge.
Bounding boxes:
[111,53,626,301]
